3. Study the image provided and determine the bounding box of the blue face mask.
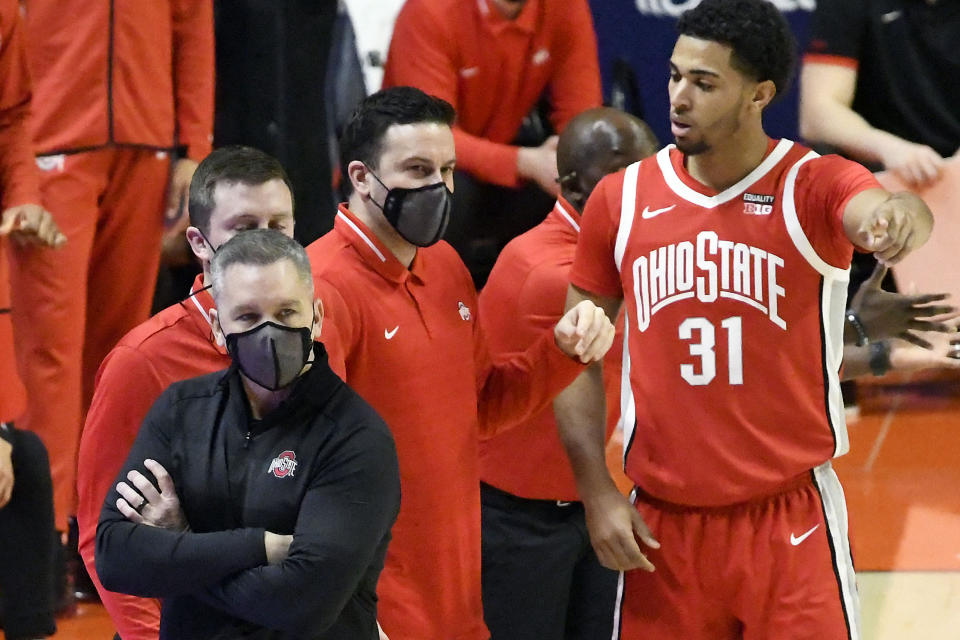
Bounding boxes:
[367,169,452,247]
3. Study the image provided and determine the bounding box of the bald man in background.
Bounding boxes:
[477,108,658,639]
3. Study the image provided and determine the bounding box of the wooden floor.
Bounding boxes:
[7,376,960,640]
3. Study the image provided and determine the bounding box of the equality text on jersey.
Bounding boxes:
[630,230,786,332]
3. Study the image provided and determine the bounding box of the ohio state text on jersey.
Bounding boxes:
[571,139,880,506]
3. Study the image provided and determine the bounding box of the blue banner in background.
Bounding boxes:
[588,0,816,146]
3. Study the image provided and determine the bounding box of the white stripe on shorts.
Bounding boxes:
[609,488,636,640]
[812,461,861,640]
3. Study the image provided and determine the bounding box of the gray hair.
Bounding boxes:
[210,229,313,301]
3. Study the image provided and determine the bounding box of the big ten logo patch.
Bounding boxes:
[743,193,775,216]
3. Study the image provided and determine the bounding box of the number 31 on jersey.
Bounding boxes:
[678,316,743,386]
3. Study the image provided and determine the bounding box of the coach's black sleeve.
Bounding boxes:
[95,389,268,597]
[806,0,866,59]
[195,411,401,637]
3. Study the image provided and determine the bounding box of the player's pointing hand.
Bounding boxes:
[857,192,932,265]
[554,299,615,363]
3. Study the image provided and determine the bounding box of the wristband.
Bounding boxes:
[846,309,870,347]
[869,341,892,376]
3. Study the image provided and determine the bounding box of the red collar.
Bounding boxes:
[333,204,423,285]
[551,196,581,233]
[183,273,228,355]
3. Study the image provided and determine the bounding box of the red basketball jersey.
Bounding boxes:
[570,139,880,506]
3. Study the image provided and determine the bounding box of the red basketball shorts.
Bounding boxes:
[613,462,860,640]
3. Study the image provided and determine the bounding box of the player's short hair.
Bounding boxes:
[210,229,313,301]
[189,145,295,234]
[676,0,796,98]
[339,86,455,195]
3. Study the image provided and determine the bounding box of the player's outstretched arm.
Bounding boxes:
[842,189,933,265]
[556,285,658,572]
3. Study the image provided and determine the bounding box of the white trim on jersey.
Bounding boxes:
[555,200,581,233]
[615,162,640,467]
[620,308,636,467]
[812,462,861,640]
[656,139,794,208]
[614,161,641,271]
[781,151,851,457]
[337,211,387,262]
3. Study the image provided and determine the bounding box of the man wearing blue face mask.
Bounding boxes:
[306,86,618,640]
[96,229,401,639]
[77,146,297,640]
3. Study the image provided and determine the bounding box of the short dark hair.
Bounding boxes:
[676,0,796,98]
[338,86,455,195]
[188,145,294,234]
[210,229,313,302]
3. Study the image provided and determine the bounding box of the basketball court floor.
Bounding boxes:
[6,374,959,639]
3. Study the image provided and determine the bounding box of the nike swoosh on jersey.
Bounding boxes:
[790,524,820,546]
[641,205,677,219]
[384,326,399,340]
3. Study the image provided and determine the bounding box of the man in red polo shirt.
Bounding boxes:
[307,86,616,640]
[382,0,602,286]
[76,146,295,640]
[477,107,658,639]
[8,1,214,542]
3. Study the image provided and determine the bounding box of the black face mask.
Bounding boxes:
[225,321,313,391]
[367,169,452,247]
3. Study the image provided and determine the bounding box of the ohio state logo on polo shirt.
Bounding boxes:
[268,450,298,478]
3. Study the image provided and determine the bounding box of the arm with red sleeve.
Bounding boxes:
[382,0,522,188]
[546,0,603,134]
[171,0,214,161]
[0,0,40,209]
[77,347,170,640]
[796,154,933,266]
[471,252,590,436]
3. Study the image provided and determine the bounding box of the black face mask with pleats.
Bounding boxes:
[367,169,452,247]
[225,321,313,391]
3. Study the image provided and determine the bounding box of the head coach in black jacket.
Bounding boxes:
[96,229,401,639]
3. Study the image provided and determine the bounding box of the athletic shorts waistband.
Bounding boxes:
[632,471,816,514]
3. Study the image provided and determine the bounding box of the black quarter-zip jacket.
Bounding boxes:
[96,344,400,639]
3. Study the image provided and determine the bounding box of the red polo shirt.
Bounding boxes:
[77,275,228,640]
[479,198,622,501]
[307,205,586,640]
[382,0,601,188]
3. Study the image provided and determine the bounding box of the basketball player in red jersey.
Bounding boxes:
[559,1,934,638]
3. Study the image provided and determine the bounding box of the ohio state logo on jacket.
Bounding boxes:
[268,450,298,478]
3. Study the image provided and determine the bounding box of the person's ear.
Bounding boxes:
[209,308,225,347]
[348,160,373,199]
[311,297,324,341]
[186,226,213,263]
[751,80,777,113]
